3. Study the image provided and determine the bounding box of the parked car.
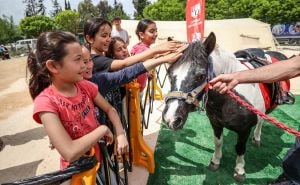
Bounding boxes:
[15,39,37,51]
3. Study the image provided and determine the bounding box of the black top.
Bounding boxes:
[92,54,114,73]
[90,57,147,128]
[91,62,147,96]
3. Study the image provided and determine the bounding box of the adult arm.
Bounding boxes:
[40,112,113,163]
[93,93,128,155]
[210,55,300,93]
[110,41,184,71]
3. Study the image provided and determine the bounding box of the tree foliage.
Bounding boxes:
[0,16,22,44]
[64,0,71,10]
[143,0,184,20]
[107,0,130,21]
[205,0,300,24]
[96,1,112,20]
[19,15,56,38]
[133,0,150,19]
[23,0,46,16]
[143,0,299,24]
[51,0,62,17]
[78,0,99,24]
[55,10,80,34]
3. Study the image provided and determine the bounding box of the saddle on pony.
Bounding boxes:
[234,48,295,113]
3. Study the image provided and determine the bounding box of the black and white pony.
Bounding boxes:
[162,32,291,182]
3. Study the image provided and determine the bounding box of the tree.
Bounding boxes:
[23,0,46,16]
[78,0,98,24]
[23,0,38,16]
[19,15,56,38]
[96,0,112,19]
[205,0,300,24]
[0,16,21,44]
[107,0,130,21]
[143,0,185,20]
[64,0,68,10]
[51,0,62,17]
[67,1,71,10]
[206,0,233,20]
[133,0,150,19]
[64,0,71,10]
[55,10,80,34]
[37,0,46,15]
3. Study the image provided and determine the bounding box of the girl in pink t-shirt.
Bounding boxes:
[27,31,128,170]
[131,19,158,93]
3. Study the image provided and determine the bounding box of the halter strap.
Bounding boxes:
[165,82,208,105]
[165,59,213,105]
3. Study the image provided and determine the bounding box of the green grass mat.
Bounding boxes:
[147,95,300,185]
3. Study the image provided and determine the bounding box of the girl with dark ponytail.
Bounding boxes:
[26,31,130,171]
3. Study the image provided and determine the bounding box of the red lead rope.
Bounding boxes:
[205,85,300,137]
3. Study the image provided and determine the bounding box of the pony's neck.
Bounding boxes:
[210,47,240,76]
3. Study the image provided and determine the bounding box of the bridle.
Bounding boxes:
[165,58,213,106]
[165,82,208,105]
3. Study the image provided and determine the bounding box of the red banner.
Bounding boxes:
[186,0,205,42]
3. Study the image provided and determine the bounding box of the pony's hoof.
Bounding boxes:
[208,161,220,171]
[252,137,261,147]
[233,171,246,182]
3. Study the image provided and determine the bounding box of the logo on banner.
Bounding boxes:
[191,3,201,18]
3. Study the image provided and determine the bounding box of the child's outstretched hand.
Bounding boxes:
[158,44,188,64]
[153,40,186,54]
[114,132,129,156]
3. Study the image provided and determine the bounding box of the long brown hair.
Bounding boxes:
[106,36,126,58]
[27,31,79,99]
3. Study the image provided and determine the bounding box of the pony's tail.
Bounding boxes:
[27,52,51,100]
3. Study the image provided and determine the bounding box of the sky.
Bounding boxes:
[0,0,155,24]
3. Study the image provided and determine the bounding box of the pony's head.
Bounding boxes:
[162,32,216,130]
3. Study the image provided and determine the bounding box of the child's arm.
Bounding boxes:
[110,41,185,71]
[93,93,129,155]
[40,112,113,163]
[142,44,188,70]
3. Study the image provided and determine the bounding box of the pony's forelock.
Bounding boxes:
[169,41,209,72]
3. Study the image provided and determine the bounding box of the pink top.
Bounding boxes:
[131,42,150,92]
[33,80,102,169]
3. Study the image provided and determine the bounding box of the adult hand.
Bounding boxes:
[209,73,239,94]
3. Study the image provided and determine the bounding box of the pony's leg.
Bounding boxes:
[252,118,263,147]
[209,126,223,171]
[234,131,251,182]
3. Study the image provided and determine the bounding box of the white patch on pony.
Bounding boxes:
[163,63,191,128]
[163,100,179,128]
[172,62,191,91]
[235,155,245,175]
[211,135,223,165]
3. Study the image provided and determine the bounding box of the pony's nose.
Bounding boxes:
[172,116,183,130]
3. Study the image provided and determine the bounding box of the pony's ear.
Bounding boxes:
[203,32,216,55]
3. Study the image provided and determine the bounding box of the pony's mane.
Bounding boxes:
[168,41,208,72]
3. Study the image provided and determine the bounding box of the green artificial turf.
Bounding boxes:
[147,95,300,185]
